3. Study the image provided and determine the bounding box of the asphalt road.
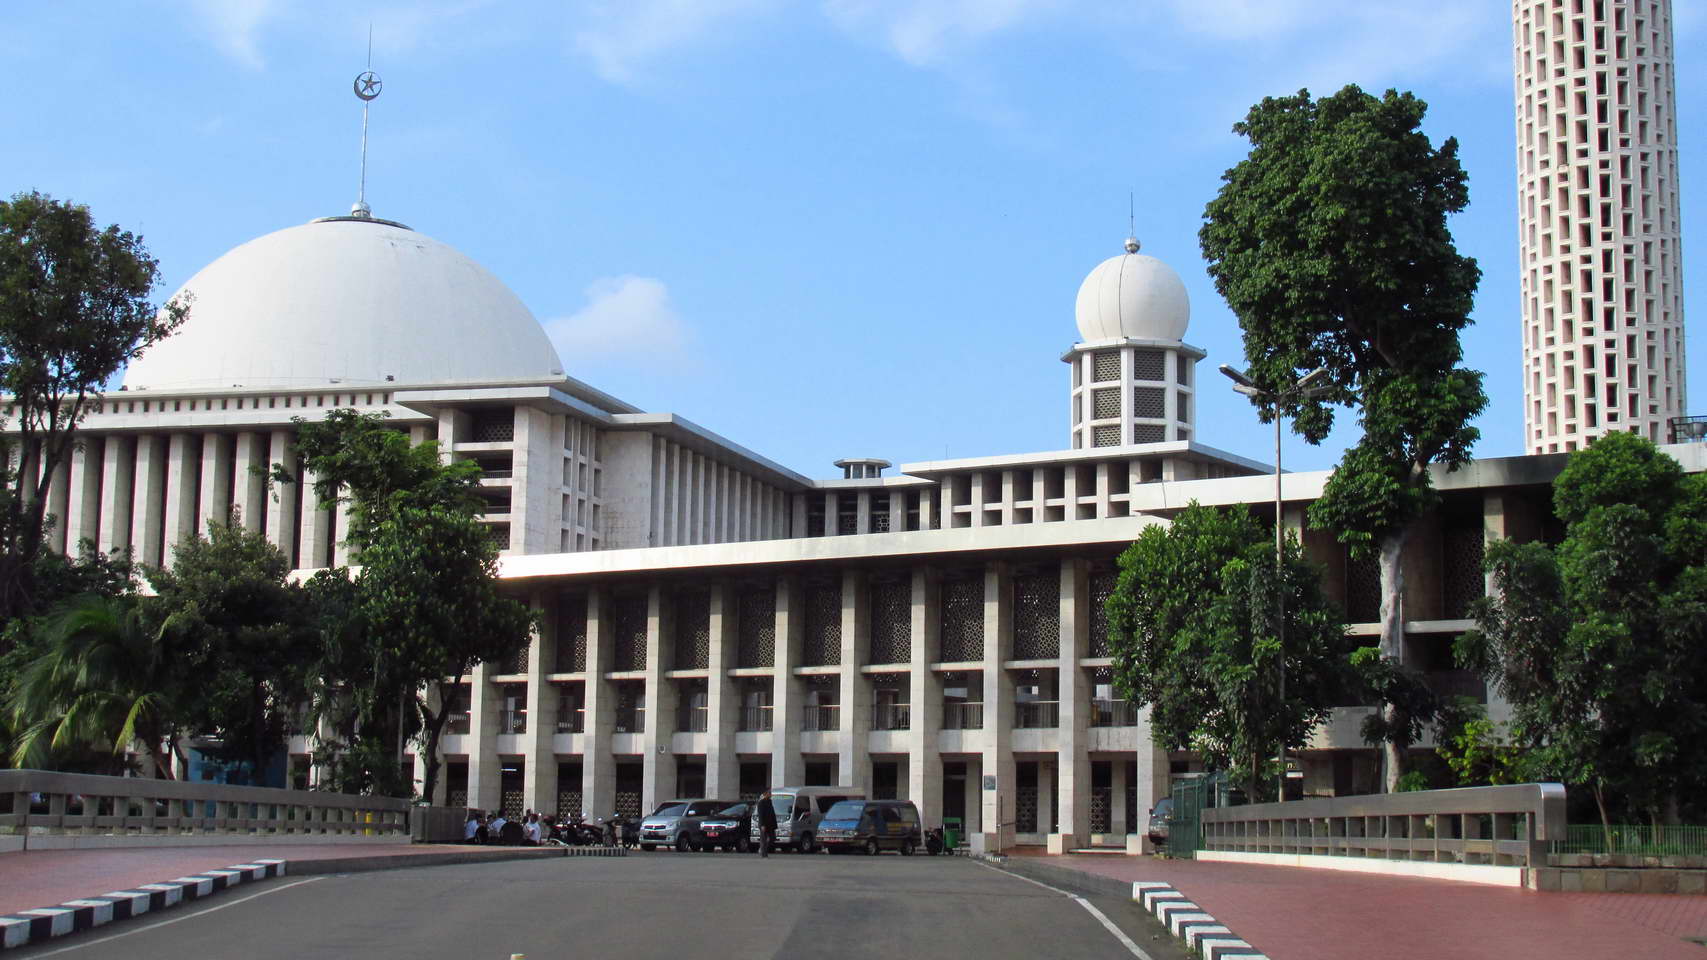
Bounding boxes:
[14,851,1196,960]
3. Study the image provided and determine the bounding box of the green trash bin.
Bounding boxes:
[942,817,962,851]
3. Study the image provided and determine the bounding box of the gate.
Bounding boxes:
[1169,775,1208,859]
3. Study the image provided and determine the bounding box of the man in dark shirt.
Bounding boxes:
[757,792,778,858]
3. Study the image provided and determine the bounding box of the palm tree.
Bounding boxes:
[9,593,184,777]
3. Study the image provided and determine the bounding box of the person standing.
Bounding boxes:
[757,792,777,858]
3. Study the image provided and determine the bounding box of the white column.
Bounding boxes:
[581,589,616,819]
[772,576,805,787]
[1051,559,1091,853]
[1133,705,1170,854]
[197,432,234,531]
[162,433,200,561]
[641,585,678,813]
[838,570,871,796]
[332,498,354,567]
[97,435,134,555]
[297,467,332,570]
[466,661,501,813]
[265,431,298,563]
[907,568,943,826]
[522,593,556,815]
[231,432,268,533]
[706,583,740,800]
[979,562,1015,852]
[63,440,102,553]
[131,435,168,567]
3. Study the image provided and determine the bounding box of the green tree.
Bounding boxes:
[1106,503,1350,800]
[0,192,186,622]
[1200,85,1486,790]
[145,520,315,782]
[8,593,184,775]
[284,409,535,800]
[1461,433,1707,832]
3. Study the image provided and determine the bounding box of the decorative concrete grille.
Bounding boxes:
[471,409,515,443]
[737,586,776,668]
[1016,765,1039,833]
[1133,386,1165,419]
[1442,524,1486,619]
[1177,353,1190,385]
[1093,425,1121,447]
[1012,573,1060,659]
[1092,351,1120,382]
[872,511,890,533]
[1177,389,1190,423]
[1091,786,1111,833]
[1346,549,1381,623]
[1133,349,1165,381]
[1092,388,1121,419]
[1133,425,1165,444]
[1088,570,1116,657]
[614,789,641,820]
[448,787,468,809]
[675,590,711,669]
[557,786,582,819]
[557,595,587,673]
[499,642,529,675]
[938,577,984,662]
[838,510,859,535]
[803,583,842,666]
[869,579,912,664]
[502,788,524,819]
[611,594,649,671]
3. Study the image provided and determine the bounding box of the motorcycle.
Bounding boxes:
[924,826,946,856]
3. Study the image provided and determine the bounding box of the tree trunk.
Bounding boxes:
[1594,782,1613,854]
[418,677,460,806]
[1377,527,1410,792]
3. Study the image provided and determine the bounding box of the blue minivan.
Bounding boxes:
[815,799,923,855]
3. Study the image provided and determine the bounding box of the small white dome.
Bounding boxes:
[122,216,564,390]
[1073,238,1190,342]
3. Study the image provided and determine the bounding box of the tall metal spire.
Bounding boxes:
[351,25,382,218]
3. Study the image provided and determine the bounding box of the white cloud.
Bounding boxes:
[570,0,773,85]
[821,0,1058,67]
[187,0,282,69]
[544,275,694,365]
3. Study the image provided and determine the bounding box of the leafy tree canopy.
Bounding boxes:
[1106,503,1350,800]
[0,192,185,621]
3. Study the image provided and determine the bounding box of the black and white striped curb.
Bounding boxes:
[1132,881,1268,960]
[0,858,285,951]
[561,845,626,857]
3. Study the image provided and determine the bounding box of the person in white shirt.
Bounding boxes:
[525,814,543,845]
[464,813,481,842]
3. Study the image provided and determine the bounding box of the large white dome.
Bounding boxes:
[122,216,564,391]
[1073,238,1190,343]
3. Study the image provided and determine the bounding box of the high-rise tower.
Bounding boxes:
[1515,0,1685,453]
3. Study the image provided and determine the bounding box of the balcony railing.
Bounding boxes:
[802,704,840,731]
[678,705,709,733]
[739,705,774,732]
[1014,700,1059,729]
[942,701,984,730]
[614,708,645,734]
[497,710,527,735]
[555,708,584,734]
[872,703,911,731]
[443,711,471,736]
[1090,698,1137,727]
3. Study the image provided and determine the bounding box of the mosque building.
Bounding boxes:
[10,1,1694,852]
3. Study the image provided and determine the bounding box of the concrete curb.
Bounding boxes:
[0,858,287,951]
[0,844,617,951]
[1132,881,1268,960]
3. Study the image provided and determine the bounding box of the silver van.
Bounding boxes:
[749,785,863,853]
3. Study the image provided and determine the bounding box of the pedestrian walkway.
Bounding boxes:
[1004,850,1707,960]
[0,843,555,919]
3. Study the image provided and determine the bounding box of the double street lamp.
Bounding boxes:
[1218,363,1331,802]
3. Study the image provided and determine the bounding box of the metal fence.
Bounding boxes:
[1552,824,1707,857]
[0,769,411,842]
[802,704,840,731]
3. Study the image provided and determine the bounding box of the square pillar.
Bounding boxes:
[264,431,298,564]
[197,432,234,532]
[97,435,135,554]
[465,661,502,813]
[838,570,871,796]
[642,584,678,811]
[773,576,805,787]
[979,562,1016,852]
[907,568,943,825]
[231,432,268,532]
[522,592,556,814]
[162,433,200,562]
[581,588,616,819]
[705,584,740,799]
[1054,559,1091,850]
[131,435,169,567]
[64,438,103,552]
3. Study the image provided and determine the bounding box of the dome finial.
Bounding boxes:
[351,24,383,220]
[1124,236,1140,254]
[1125,191,1139,253]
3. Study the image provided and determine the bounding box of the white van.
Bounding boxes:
[748,785,864,853]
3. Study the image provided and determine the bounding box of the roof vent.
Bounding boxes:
[833,458,891,480]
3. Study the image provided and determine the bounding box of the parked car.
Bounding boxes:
[815,799,923,855]
[1147,796,1173,848]
[748,786,864,853]
[638,799,731,851]
[688,802,751,852]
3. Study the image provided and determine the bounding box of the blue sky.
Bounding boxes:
[5,1,1703,478]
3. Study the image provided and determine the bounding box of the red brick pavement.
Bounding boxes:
[1033,852,1707,960]
[0,843,502,917]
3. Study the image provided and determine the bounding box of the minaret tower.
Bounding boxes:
[1514,0,1686,452]
[1064,237,1203,448]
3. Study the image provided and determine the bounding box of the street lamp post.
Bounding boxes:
[1219,363,1330,802]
